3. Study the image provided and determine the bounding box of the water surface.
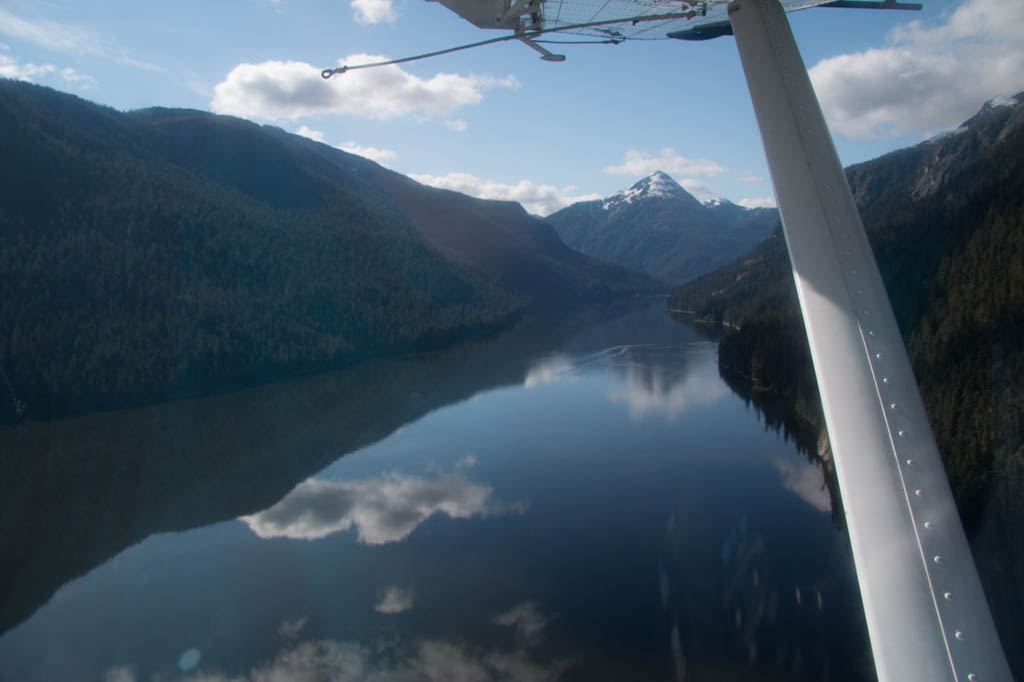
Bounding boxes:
[0,301,873,681]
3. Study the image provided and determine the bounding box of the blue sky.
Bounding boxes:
[1,0,1021,214]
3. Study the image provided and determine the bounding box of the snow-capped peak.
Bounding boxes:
[702,196,730,207]
[986,94,1019,110]
[601,171,687,209]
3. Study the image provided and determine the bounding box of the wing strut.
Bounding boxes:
[518,35,567,60]
[724,0,1011,679]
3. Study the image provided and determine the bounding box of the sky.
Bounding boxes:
[1,0,1022,215]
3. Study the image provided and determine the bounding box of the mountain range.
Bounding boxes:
[544,170,778,284]
[0,80,654,422]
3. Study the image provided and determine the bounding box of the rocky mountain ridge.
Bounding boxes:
[545,170,778,285]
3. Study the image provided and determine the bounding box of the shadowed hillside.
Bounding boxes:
[0,80,655,422]
[671,93,1024,672]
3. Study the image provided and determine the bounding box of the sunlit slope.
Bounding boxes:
[546,171,778,285]
[0,80,652,421]
[671,94,1024,669]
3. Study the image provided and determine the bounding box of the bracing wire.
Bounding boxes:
[534,38,623,43]
[320,10,694,78]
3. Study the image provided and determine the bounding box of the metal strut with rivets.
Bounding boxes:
[726,0,1012,679]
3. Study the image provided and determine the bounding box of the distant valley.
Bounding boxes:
[545,170,778,285]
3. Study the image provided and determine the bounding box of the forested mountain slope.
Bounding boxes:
[670,94,1024,667]
[0,80,652,422]
[545,171,778,284]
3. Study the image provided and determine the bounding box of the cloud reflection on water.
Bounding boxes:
[240,473,527,544]
[106,608,572,682]
[375,586,414,615]
[771,457,831,514]
[607,362,728,421]
[523,354,574,388]
[524,344,729,421]
[493,602,548,644]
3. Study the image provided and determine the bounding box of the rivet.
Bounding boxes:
[875,352,884,359]
[906,458,914,466]
[968,674,977,681]
[845,249,852,256]
[934,555,942,564]
[915,489,924,496]
[890,402,897,409]
[868,330,876,336]
[882,377,890,383]
[955,630,964,641]
[898,430,906,437]
[924,521,933,529]
[944,592,953,601]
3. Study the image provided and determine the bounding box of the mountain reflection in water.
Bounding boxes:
[0,300,872,682]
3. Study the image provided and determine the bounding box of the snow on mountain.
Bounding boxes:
[601,171,691,210]
[987,94,1019,110]
[545,170,779,285]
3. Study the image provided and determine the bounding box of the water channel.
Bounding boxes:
[0,300,875,681]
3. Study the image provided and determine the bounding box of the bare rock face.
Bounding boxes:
[912,94,1023,201]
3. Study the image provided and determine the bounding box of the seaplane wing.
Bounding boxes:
[431,0,843,43]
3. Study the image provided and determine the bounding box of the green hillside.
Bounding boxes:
[0,81,651,422]
[670,95,1024,665]
[671,95,1024,523]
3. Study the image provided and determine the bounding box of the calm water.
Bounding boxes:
[0,301,875,682]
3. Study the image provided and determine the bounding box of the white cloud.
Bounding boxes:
[352,0,397,24]
[409,172,600,216]
[337,141,397,163]
[0,54,53,80]
[0,54,95,87]
[603,147,728,177]
[678,178,720,203]
[738,196,776,209]
[494,602,549,643]
[455,454,477,471]
[59,66,95,85]
[736,173,763,184]
[0,7,161,71]
[445,118,468,132]
[293,127,397,164]
[211,57,519,122]
[295,125,326,142]
[809,0,1024,138]
[240,472,526,544]
[376,586,415,614]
